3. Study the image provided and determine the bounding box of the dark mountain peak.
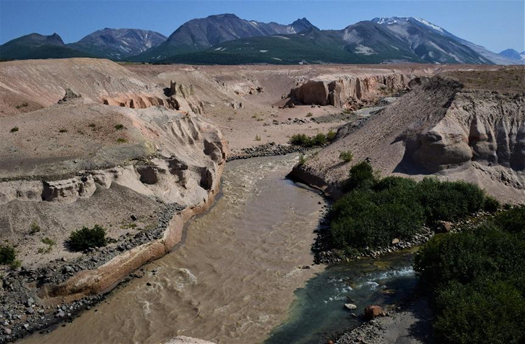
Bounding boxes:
[290,18,316,33]
[9,33,66,47]
[69,28,166,60]
[207,13,240,20]
[0,32,89,60]
[499,48,523,60]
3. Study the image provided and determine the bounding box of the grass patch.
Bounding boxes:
[68,225,107,251]
[339,151,353,163]
[29,223,41,235]
[306,112,313,117]
[255,135,261,141]
[116,138,127,143]
[38,237,56,254]
[120,223,137,230]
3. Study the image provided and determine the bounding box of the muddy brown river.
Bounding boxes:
[21,154,326,344]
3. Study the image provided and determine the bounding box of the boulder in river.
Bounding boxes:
[345,303,357,310]
[364,305,383,320]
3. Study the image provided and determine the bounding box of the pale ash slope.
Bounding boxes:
[0,58,176,117]
[0,58,227,311]
[292,68,525,203]
[125,64,445,152]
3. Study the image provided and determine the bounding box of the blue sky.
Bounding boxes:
[0,0,523,52]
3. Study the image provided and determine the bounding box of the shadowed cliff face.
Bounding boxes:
[409,90,525,174]
[285,73,411,109]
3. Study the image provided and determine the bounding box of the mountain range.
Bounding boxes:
[1,14,522,65]
[68,28,167,60]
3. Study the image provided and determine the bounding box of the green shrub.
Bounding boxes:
[415,217,525,344]
[331,171,491,252]
[289,131,336,147]
[0,245,16,265]
[373,176,418,192]
[327,130,336,141]
[255,135,261,141]
[343,161,376,192]
[58,128,68,133]
[313,133,327,146]
[306,112,313,117]
[289,134,311,146]
[416,178,485,224]
[339,151,353,163]
[10,127,19,133]
[298,154,306,165]
[434,280,525,344]
[114,124,125,130]
[116,138,127,143]
[483,196,500,213]
[414,224,525,290]
[492,206,525,234]
[68,225,108,251]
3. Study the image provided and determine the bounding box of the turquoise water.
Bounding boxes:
[265,250,417,344]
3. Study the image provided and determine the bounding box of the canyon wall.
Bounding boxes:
[290,72,525,203]
[0,59,228,310]
[284,73,412,109]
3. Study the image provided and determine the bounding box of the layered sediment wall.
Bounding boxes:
[290,71,525,203]
[284,73,412,109]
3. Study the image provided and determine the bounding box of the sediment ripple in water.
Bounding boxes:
[21,154,325,344]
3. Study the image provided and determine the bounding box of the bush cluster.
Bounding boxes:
[415,207,525,343]
[329,162,496,251]
[289,130,336,147]
[68,225,108,251]
[0,245,16,266]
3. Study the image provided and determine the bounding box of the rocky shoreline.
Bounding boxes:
[335,297,433,344]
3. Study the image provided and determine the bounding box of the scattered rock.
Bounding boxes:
[436,220,453,233]
[344,303,357,310]
[364,305,383,320]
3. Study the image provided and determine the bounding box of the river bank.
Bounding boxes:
[19,154,327,344]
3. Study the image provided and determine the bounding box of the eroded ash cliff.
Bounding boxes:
[290,67,525,203]
[0,58,227,342]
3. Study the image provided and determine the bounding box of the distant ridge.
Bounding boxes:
[131,14,317,61]
[0,33,90,60]
[68,28,167,60]
[1,15,520,65]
